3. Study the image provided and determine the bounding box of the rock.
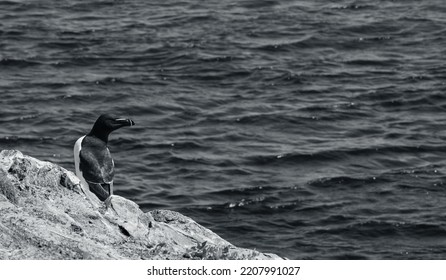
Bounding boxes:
[0,150,283,260]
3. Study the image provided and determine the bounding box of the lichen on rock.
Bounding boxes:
[0,150,283,260]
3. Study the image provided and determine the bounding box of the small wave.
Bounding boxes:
[356,36,393,42]
[166,156,238,169]
[0,58,40,67]
[0,135,55,145]
[343,221,446,239]
[239,0,279,9]
[251,35,330,52]
[178,67,252,82]
[68,0,121,11]
[213,185,276,197]
[308,175,387,189]
[343,58,398,67]
[227,197,265,209]
[197,54,246,63]
[233,113,309,126]
[169,141,207,150]
[2,30,26,36]
[330,4,375,10]
[319,214,356,225]
[390,164,444,176]
[244,144,446,166]
[0,113,42,123]
[37,41,86,50]
[0,1,22,6]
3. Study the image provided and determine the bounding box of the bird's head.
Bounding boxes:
[88,114,135,142]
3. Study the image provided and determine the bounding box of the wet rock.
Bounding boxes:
[0,150,283,260]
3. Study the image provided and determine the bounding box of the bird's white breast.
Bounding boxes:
[74,135,86,179]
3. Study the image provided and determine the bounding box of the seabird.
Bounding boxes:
[74,114,135,204]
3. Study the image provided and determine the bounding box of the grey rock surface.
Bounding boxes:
[0,150,283,260]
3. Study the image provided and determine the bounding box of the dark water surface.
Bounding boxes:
[1,0,446,259]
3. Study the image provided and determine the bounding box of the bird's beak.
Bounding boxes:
[115,118,135,126]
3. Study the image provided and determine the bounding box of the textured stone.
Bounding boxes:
[0,150,283,260]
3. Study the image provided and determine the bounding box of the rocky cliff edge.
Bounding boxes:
[0,150,282,260]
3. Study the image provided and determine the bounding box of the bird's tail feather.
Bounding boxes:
[88,182,110,201]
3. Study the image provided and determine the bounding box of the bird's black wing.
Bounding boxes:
[79,146,114,184]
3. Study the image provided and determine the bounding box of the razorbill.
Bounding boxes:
[74,114,135,203]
